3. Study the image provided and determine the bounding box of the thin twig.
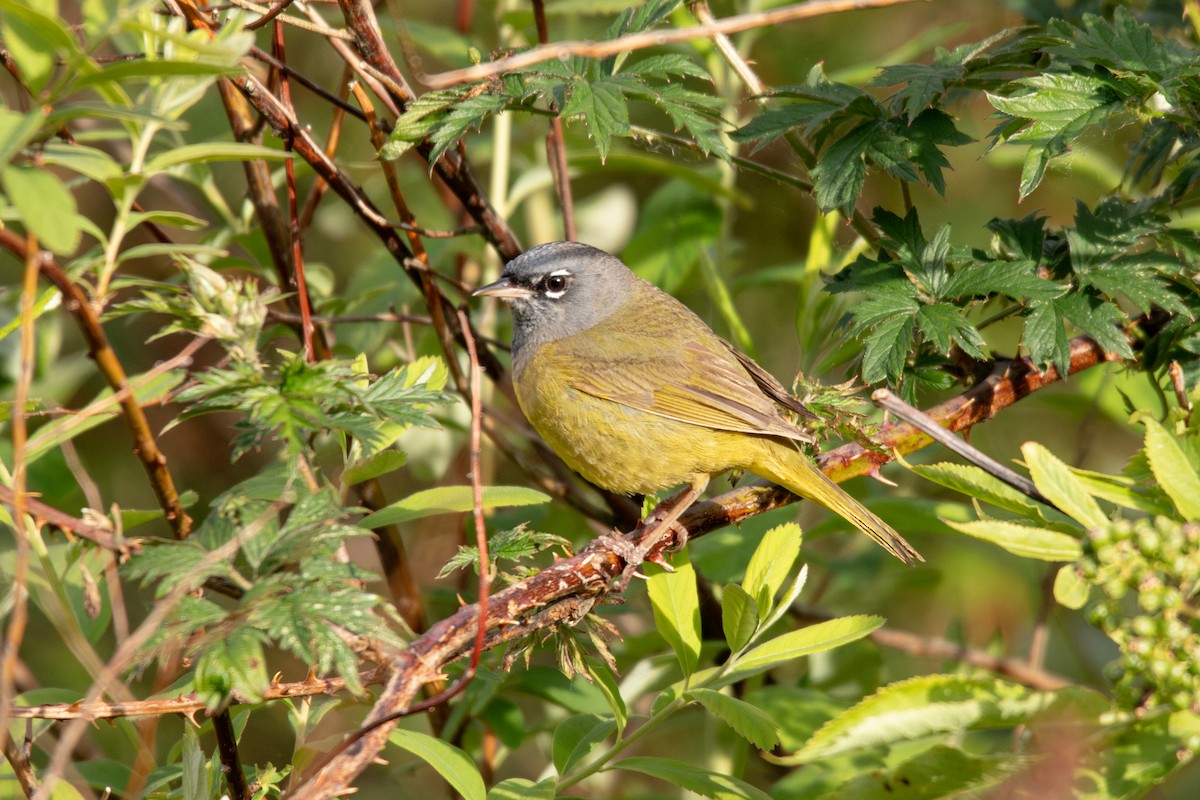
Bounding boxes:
[0,487,133,556]
[420,0,920,88]
[532,0,576,240]
[274,19,317,361]
[224,0,355,38]
[0,238,193,539]
[871,387,1060,510]
[1,233,39,759]
[790,605,1070,691]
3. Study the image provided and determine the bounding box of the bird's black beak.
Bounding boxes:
[472,276,535,300]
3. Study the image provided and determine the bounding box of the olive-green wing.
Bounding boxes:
[568,338,814,444]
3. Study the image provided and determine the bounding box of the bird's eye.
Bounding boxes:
[544,275,568,294]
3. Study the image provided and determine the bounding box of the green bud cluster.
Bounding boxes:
[1078,518,1200,712]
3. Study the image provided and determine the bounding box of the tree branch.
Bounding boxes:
[286,330,1120,799]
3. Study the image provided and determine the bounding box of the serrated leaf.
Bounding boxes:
[916,303,988,359]
[360,485,550,528]
[647,553,701,677]
[388,730,485,800]
[1054,564,1090,610]
[813,120,880,214]
[1022,442,1107,529]
[1141,418,1200,521]
[1023,301,1071,376]
[782,675,1096,762]
[741,522,802,619]
[861,314,916,384]
[613,757,772,800]
[726,615,883,684]
[552,713,616,775]
[821,744,1028,799]
[687,689,779,750]
[945,519,1082,561]
[720,584,758,653]
[944,259,1065,302]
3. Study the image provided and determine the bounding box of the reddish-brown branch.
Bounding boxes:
[0,486,134,556]
[334,0,523,260]
[286,331,1119,799]
[0,231,192,540]
[422,0,921,88]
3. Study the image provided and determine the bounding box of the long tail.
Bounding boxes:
[754,441,923,564]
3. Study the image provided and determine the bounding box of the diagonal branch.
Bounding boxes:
[0,231,192,541]
[286,330,1120,799]
[420,0,921,89]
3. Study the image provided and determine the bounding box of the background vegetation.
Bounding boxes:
[2,0,1200,798]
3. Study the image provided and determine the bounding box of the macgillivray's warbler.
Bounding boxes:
[474,241,921,574]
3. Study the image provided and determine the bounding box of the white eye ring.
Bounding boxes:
[544,273,569,297]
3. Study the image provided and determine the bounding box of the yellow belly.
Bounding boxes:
[514,351,753,495]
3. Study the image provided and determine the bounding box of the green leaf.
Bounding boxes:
[908,461,1055,524]
[861,314,916,384]
[647,552,701,677]
[343,450,408,485]
[360,485,550,528]
[741,522,802,618]
[0,287,59,342]
[820,744,1027,799]
[1141,418,1200,521]
[915,303,987,359]
[687,688,779,750]
[1023,301,1071,376]
[944,519,1082,561]
[487,779,555,800]
[613,756,772,800]
[987,72,1119,198]
[943,258,1065,302]
[552,713,616,775]
[586,659,628,737]
[720,584,759,653]
[1022,442,1107,529]
[2,164,82,255]
[783,675,1102,762]
[812,120,879,214]
[725,615,882,685]
[142,143,290,173]
[0,107,47,165]
[1053,564,1090,610]
[181,724,208,800]
[0,0,81,92]
[388,729,485,800]
[71,59,238,91]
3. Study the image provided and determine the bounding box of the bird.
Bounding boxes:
[473,241,921,576]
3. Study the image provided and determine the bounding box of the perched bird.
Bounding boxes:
[474,241,921,572]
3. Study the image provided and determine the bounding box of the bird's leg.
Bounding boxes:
[605,476,708,591]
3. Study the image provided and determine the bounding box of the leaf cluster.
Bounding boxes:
[126,481,401,708]
[829,202,1197,395]
[383,0,724,164]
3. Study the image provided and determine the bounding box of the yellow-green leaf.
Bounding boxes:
[945,519,1082,561]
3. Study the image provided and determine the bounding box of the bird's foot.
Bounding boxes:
[597,531,648,591]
